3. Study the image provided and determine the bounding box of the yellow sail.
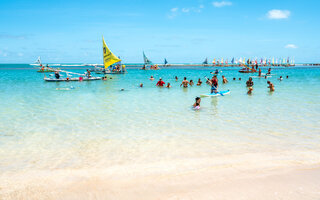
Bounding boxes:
[102,37,121,69]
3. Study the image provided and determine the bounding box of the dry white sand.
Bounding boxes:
[1,163,320,200]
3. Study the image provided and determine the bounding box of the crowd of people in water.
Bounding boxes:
[78,65,288,110]
[135,68,288,109]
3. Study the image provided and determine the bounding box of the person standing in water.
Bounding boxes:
[208,76,218,93]
[150,76,154,81]
[267,81,275,92]
[156,78,165,87]
[180,77,189,88]
[258,68,262,77]
[266,68,271,75]
[166,83,171,88]
[175,76,178,81]
[222,76,228,84]
[246,77,254,87]
[86,69,91,78]
[197,78,202,86]
[189,80,194,86]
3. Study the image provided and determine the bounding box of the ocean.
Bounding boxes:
[0,64,320,199]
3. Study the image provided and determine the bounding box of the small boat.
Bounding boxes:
[142,52,159,70]
[31,57,60,72]
[101,37,127,74]
[44,70,102,82]
[44,77,102,82]
[239,66,256,73]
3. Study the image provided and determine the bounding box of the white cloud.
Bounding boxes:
[168,8,179,19]
[171,8,178,12]
[212,1,232,8]
[285,44,298,49]
[267,9,290,19]
[168,5,204,18]
[182,8,190,13]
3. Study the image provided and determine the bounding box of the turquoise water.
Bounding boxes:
[0,64,320,176]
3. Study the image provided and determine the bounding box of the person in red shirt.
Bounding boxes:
[156,78,165,87]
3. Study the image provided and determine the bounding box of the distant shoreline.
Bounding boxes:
[0,63,320,67]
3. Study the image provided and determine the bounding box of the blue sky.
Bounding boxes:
[0,0,319,63]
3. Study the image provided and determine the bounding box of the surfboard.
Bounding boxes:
[200,90,230,97]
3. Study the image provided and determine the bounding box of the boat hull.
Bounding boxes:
[238,70,256,73]
[44,77,102,82]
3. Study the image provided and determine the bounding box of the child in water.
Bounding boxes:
[189,80,194,86]
[166,83,171,88]
[193,97,201,109]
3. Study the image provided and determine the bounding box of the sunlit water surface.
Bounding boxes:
[0,64,319,178]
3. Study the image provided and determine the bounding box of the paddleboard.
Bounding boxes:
[200,90,230,97]
[250,76,272,78]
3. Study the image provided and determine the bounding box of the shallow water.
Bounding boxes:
[0,64,320,186]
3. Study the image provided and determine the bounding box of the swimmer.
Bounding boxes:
[197,78,202,86]
[233,78,236,81]
[267,81,275,92]
[139,83,143,87]
[189,80,194,86]
[246,77,254,87]
[239,78,241,81]
[102,75,107,80]
[247,87,253,95]
[180,77,189,88]
[175,76,178,81]
[120,88,125,91]
[286,75,289,79]
[278,76,283,81]
[193,97,201,109]
[222,75,228,84]
[166,83,171,88]
[150,76,154,81]
[265,75,267,79]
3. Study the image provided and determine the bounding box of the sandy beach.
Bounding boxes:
[1,162,320,200]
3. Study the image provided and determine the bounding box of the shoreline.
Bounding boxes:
[1,160,320,200]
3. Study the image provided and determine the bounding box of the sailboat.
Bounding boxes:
[30,56,60,73]
[143,52,159,70]
[101,37,126,74]
[164,58,168,66]
[202,58,208,65]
